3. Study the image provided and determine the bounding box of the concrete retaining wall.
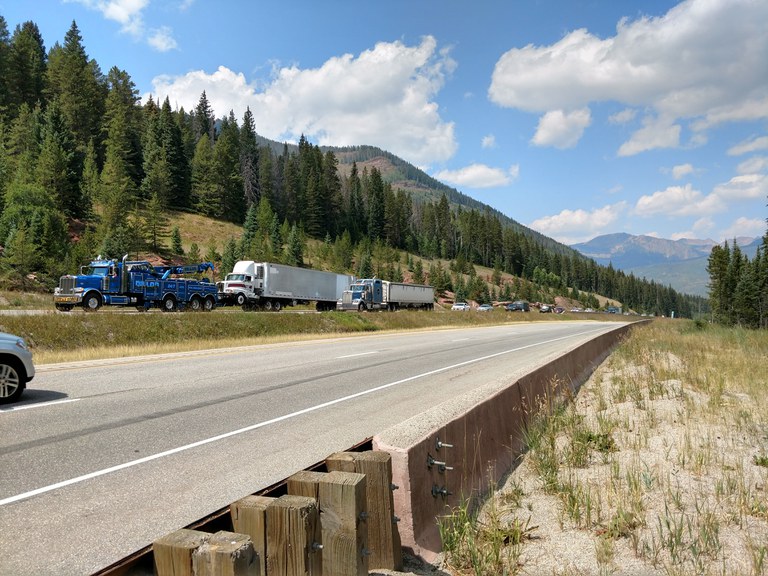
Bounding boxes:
[373,322,637,562]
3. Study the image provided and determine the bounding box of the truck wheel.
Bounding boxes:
[358,302,366,312]
[83,293,101,312]
[162,295,177,312]
[273,300,282,311]
[263,300,273,311]
[0,358,25,404]
[204,296,216,312]
[235,293,246,306]
[189,296,203,312]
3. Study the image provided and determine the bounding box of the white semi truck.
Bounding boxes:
[340,278,434,311]
[218,261,354,311]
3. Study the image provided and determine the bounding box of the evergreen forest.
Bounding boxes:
[0,17,718,318]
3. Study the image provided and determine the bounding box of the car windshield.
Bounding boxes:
[226,274,246,281]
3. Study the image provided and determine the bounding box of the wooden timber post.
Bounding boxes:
[326,451,403,570]
[191,530,259,576]
[265,495,321,576]
[318,471,368,576]
[153,528,210,576]
[231,495,274,576]
[287,470,368,576]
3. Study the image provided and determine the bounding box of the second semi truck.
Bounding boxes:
[218,261,354,311]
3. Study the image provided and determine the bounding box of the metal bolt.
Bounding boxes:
[439,463,454,473]
[362,548,372,557]
[390,483,399,491]
[359,511,369,521]
[436,437,453,451]
[311,542,323,552]
[432,484,451,498]
[427,454,447,469]
[392,515,400,523]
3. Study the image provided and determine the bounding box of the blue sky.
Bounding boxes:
[2,0,767,245]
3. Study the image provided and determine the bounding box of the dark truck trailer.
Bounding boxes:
[340,278,434,311]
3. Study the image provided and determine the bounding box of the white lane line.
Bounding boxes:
[0,398,80,412]
[452,338,470,342]
[0,326,607,507]
[336,351,378,359]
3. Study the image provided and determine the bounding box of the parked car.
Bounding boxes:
[539,304,552,313]
[451,302,471,311]
[476,303,493,312]
[505,300,530,312]
[0,332,35,404]
[554,306,565,314]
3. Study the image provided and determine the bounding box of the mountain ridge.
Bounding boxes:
[572,233,762,296]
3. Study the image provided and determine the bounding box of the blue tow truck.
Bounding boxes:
[53,255,218,312]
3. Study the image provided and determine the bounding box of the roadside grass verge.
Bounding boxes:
[0,306,617,364]
[438,319,768,575]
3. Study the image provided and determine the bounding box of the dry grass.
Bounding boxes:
[437,319,768,576]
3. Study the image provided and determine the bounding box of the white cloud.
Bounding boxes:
[147,26,178,52]
[434,163,519,189]
[531,108,591,149]
[670,217,714,240]
[608,108,637,125]
[737,156,768,174]
[617,115,680,157]
[728,136,768,156]
[529,203,626,244]
[489,0,768,153]
[719,217,767,241]
[481,134,496,149]
[672,163,694,180]
[148,36,458,165]
[69,0,149,36]
[712,173,768,201]
[634,183,723,217]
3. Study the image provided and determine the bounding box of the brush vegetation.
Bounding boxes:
[438,319,768,575]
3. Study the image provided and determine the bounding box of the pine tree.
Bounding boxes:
[171,226,184,255]
[7,21,46,117]
[160,97,190,208]
[240,106,259,206]
[193,91,215,143]
[46,21,106,156]
[36,98,81,217]
[191,134,217,216]
[144,191,168,252]
[187,242,202,264]
[214,111,243,222]
[285,224,303,266]
[221,236,239,275]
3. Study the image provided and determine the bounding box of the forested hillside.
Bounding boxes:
[0,17,705,317]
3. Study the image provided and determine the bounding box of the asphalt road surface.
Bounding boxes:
[0,321,624,575]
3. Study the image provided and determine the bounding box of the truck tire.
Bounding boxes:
[273,300,282,311]
[235,293,246,306]
[162,295,177,312]
[204,296,216,312]
[0,358,25,404]
[358,302,366,312]
[83,292,101,312]
[263,300,273,311]
[189,296,203,311]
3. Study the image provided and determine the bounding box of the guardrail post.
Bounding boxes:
[265,495,320,576]
[191,530,259,576]
[326,451,402,570]
[231,495,274,576]
[153,528,210,576]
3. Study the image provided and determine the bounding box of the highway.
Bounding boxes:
[0,321,624,575]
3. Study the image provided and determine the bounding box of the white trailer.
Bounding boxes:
[218,261,354,311]
[341,278,434,311]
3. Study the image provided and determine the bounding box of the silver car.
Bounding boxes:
[0,332,35,404]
